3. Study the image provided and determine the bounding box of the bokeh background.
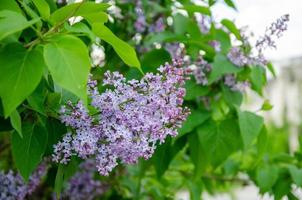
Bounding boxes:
[179,0,302,199]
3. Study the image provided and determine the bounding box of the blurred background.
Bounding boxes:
[178,0,302,199]
[188,0,302,200]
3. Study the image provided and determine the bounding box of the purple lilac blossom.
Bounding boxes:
[0,162,48,200]
[196,14,211,34]
[60,160,107,200]
[209,40,221,52]
[193,56,212,85]
[134,0,147,33]
[256,14,289,53]
[227,15,289,67]
[53,59,190,176]
[224,74,250,92]
[227,47,248,67]
[164,43,186,59]
[149,17,166,33]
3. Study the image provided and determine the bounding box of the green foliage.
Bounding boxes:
[198,119,242,167]
[11,123,48,180]
[32,0,50,20]
[238,110,264,148]
[256,164,279,193]
[44,34,90,103]
[49,2,109,24]
[9,110,22,137]
[209,54,241,83]
[288,165,302,186]
[0,43,44,117]
[0,10,39,40]
[92,23,141,70]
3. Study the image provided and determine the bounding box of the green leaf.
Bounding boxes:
[238,110,264,148]
[0,0,22,13]
[214,29,231,54]
[11,123,48,180]
[222,85,243,107]
[49,2,109,25]
[221,19,241,40]
[224,0,237,10]
[0,43,45,117]
[54,158,78,197]
[153,135,187,178]
[82,12,108,25]
[64,22,96,41]
[152,137,172,178]
[44,34,90,103]
[32,0,50,20]
[272,175,291,200]
[250,66,266,95]
[208,54,241,83]
[92,23,141,70]
[256,164,279,193]
[189,131,208,178]
[267,62,276,77]
[179,110,210,135]
[0,10,39,41]
[185,79,209,100]
[141,49,171,73]
[27,79,47,115]
[181,5,211,16]
[186,40,216,58]
[45,118,66,155]
[10,109,22,137]
[261,99,273,111]
[54,164,64,198]
[257,126,268,156]
[198,119,242,167]
[188,179,203,200]
[173,13,189,35]
[288,165,302,187]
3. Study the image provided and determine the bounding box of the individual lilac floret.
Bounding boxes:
[0,162,48,200]
[149,17,166,33]
[53,59,190,176]
[134,0,147,33]
[256,14,289,52]
[60,160,107,200]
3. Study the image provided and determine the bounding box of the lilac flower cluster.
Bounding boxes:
[134,0,147,33]
[53,59,190,176]
[228,15,289,67]
[0,162,48,200]
[256,14,289,52]
[227,47,249,67]
[193,56,212,86]
[224,74,250,92]
[0,171,26,200]
[59,160,107,200]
